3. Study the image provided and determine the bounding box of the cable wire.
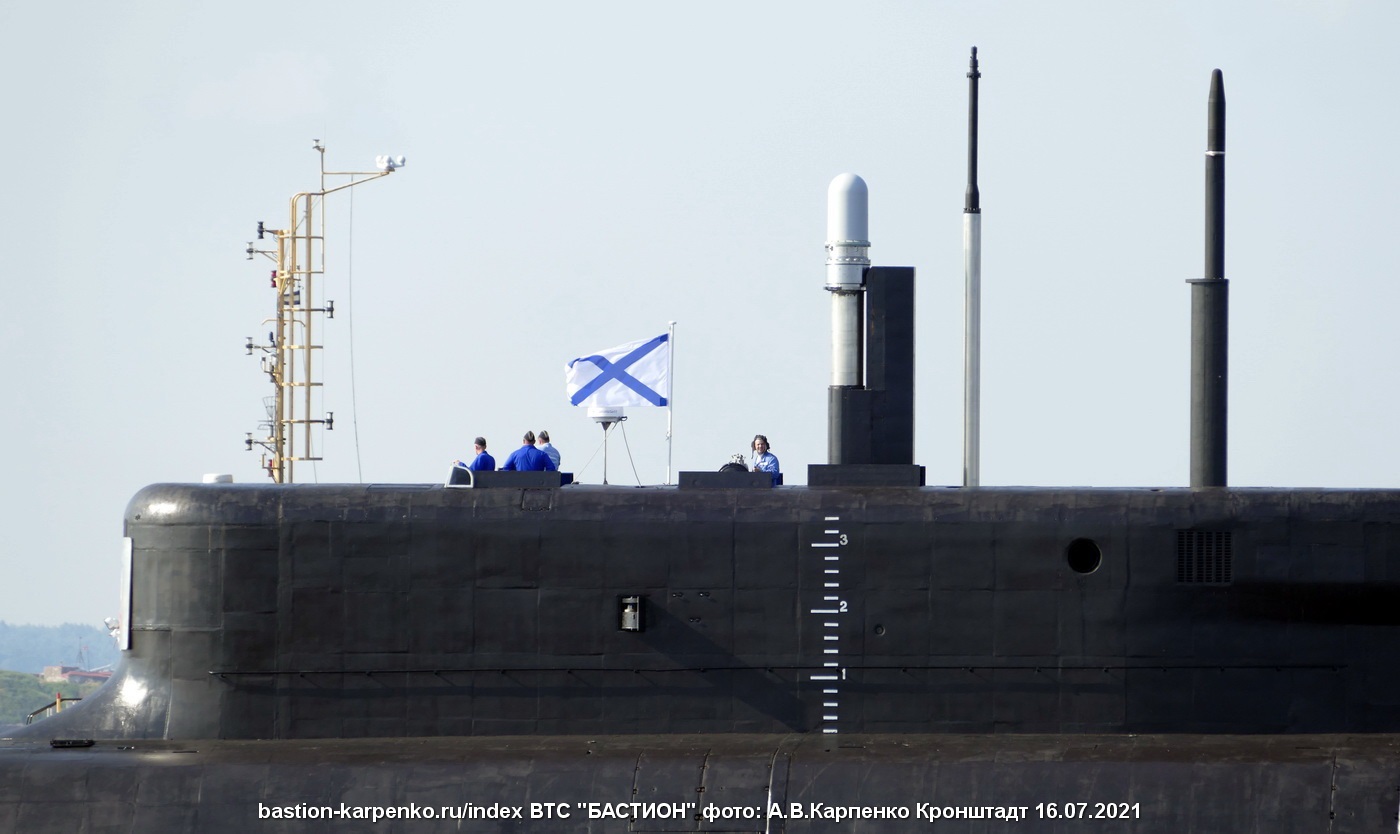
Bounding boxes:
[619,420,642,485]
[347,184,363,482]
[574,424,610,479]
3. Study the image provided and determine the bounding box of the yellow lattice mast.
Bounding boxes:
[244,142,403,483]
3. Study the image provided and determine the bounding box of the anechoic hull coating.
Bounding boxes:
[9,481,1400,831]
[2,734,1399,833]
[20,481,1400,742]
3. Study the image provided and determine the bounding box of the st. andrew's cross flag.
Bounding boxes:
[566,333,670,408]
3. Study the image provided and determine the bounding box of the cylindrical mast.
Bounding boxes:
[1190,69,1228,488]
[963,46,982,488]
[826,173,870,387]
[826,174,870,464]
[302,193,315,481]
[274,232,289,482]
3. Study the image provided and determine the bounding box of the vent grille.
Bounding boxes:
[1176,531,1233,584]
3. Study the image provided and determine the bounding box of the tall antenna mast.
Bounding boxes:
[1190,70,1228,487]
[245,143,404,483]
[963,46,982,488]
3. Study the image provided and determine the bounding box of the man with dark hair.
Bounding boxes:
[751,434,781,485]
[462,437,494,471]
[500,431,557,472]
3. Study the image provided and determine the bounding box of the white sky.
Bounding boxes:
[3,1,1398,627]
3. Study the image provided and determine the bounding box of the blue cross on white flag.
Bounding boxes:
[566,333,670,407]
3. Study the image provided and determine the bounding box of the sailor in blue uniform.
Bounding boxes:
[465,437,495,471]
[501,431,558,471]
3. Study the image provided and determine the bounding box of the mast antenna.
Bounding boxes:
[963,46,982,488]
[243,144,404,483]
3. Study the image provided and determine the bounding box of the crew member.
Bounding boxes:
[751,434,781,485]
[501,431,558,472]
[535,430,561,469]
[457,437,495,472]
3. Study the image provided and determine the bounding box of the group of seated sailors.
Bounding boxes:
[456,430,560,473]
[454,431,780,484]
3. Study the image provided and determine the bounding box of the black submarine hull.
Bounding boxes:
[7,480,1400,831]
[3,732,1399,832]
[17,480,1400,740]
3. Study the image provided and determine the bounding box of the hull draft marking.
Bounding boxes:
[809,515,848,734]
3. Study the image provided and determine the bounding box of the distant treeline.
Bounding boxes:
[0,621,118,675]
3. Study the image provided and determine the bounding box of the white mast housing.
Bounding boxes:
[825,173,870,388]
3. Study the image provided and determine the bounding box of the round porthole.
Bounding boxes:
[1066,537,1102,574]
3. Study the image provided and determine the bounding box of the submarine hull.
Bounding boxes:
[9,480,1400,831]
[2,732,1399,832]
[16,481,1400,741]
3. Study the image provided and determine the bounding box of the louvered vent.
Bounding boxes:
[1176,531,1233,584]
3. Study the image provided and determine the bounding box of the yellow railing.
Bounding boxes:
[24,695,82,725]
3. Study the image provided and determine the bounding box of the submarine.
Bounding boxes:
[4,59,1400,833]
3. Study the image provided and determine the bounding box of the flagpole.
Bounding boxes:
[666,320,676,485]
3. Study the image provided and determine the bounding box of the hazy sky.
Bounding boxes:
[3,1,1397,627]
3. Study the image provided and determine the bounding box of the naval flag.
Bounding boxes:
[566,333,670,407]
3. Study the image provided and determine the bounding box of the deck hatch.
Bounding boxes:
[1176,530,1233,584]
